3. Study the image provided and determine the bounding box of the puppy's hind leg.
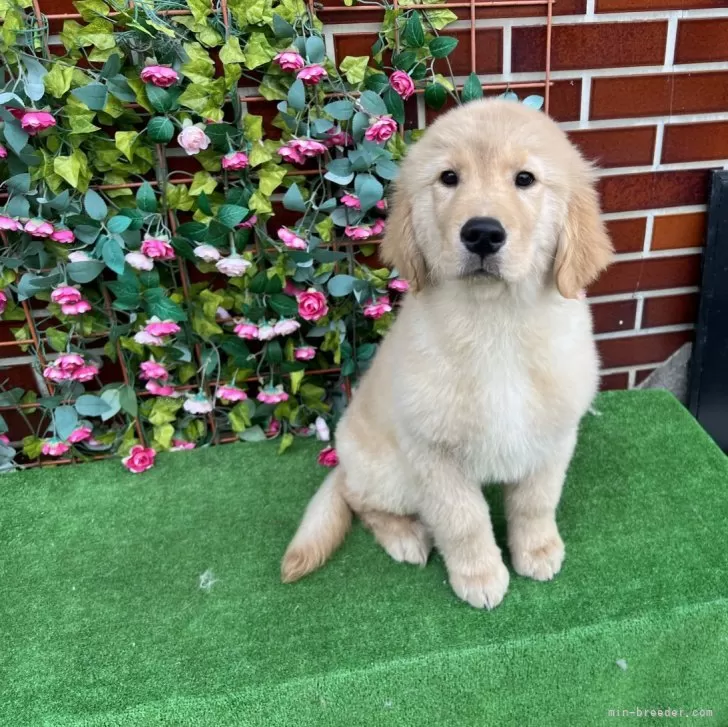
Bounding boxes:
[360,511,432,566]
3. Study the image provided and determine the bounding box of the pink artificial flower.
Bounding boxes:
[389,70,415,100]
[43,353,98,383]
[0,216,22,231]
[145,318,181,337]
[363,296,393,319]
[265,418,282,438]
[139,360,169,381]
[326,128,353,148]
[388,278,410,293]
[257,385,289,405]
[222,151,249,170]
[122,444,156,473]
[290,138,328,158]
[376,199,388,211]
[72,364,99,382]
[20,111,56,135]
[50,228,75,243]
[61,300,92,316]
[177,124,211,155]
[57,353,85,370]
[371,219,386,236]
[0,290,7,316]
[67,426,92,444]
[216,307,232,322]
[42,438,70,457]
[171,439,195,451]
[183,393,213,414]
[51,286,82,306]
[216,255,251,277]
[294,346,316,361]
[0,434,10,444]
[344,225,373,240]
[134,331,164,346]
[297,64,327,85]
[297,288,328,322]
[273,319,300,336]
[193,244,220,262]
[341,194,361,210]
[238,215,257,229]
[68,251,91,262]
[140,65,179,88]
[216,385,248,402]
[141,236,175,260]
[277,227,307,251]
[0,145,7,158]
[234,321,259,340]
[24,219,54,237]
[277,145,306,165]
[257,324,276,341]
[317,446,339,467]
[278,139,327,165]
[125,251,154,271]
[145,380,176,397]
[365,116,398,143]
[275,51,305,71]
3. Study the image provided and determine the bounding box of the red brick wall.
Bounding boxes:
[42,0,726,391]
[329,0,727,390]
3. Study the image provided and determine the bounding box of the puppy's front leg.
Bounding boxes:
[415,455,509,609]
[504,432,576,581]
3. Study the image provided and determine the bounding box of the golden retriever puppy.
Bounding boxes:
[281,98,613,609]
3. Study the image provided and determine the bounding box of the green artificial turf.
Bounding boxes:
[2,390,727,727]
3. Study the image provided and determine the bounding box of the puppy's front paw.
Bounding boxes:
[449,558,510,609]
[510,530,565,581]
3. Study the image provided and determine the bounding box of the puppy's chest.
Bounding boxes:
[416,333,577,480]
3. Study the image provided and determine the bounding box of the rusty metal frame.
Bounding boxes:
[2,0,555,467]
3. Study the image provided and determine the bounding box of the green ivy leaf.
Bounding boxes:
[75,394,112,417]
[359,90,388,117]
[84,189,108,221]
[143,288,186,321]
[327,274,356,297]
[115,131,138,162]
[43,65,74,98]
[217,204,248,229]
[278,432,294,455]
[282,183,307,212]
[404,12,425,48]
[323,99,354,121]
[462,72,483,103]
[136,182,157,213]
[287,78,306,112]
[100,236,125,274]
[339,56,369,86]
[72,82,109,111]
[244,32,277,69]
[424,82,447,110]
[429,36,458,59]
[219,35,246,64]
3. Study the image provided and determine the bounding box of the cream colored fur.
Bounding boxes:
[281,99,613,608]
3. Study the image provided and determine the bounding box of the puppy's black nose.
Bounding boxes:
[460,217,506,257]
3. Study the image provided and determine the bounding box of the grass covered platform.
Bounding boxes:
[2,391,727,726]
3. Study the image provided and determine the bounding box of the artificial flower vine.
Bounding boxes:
[0,0,541,473]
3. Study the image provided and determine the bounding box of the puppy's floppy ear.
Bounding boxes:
[554,170,614,299]
[380,181,427,293]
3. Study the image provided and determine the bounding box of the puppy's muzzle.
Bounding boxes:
[460,217,506,259]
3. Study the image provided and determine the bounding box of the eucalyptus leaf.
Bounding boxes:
[72,83,109,111]
[84,189,108,221]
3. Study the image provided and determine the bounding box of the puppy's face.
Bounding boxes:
[381,100,613,298]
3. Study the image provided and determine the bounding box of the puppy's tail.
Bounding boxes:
[281,466,352,583]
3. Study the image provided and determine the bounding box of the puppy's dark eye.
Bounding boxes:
[440,170,459,187]
[515,171,536,188]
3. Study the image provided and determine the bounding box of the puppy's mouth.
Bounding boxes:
[460,257,502,280]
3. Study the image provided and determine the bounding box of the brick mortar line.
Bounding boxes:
[594,323,693,341]
[588,285,700,304]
